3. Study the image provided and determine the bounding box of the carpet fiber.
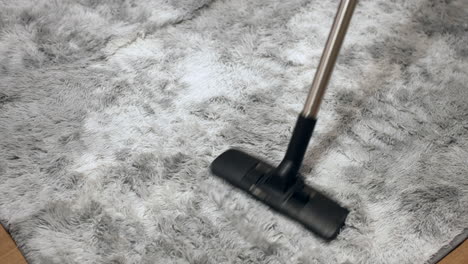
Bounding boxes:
[1,0,467,263]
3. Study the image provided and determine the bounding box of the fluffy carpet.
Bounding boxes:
[1,0,467,263]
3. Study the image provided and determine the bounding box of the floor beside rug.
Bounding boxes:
[0,224,27,264]
[437,239,468,264]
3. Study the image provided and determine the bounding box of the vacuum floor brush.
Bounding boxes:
[211,0,357,240]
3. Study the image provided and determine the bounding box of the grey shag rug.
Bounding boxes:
[1,0,467,263]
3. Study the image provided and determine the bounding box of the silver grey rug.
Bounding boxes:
[1,0,467,263]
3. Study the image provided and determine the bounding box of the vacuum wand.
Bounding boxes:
[275,0,357,187]
[210,0,357,240]
[302,0,357,119]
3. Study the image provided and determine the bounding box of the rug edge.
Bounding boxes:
[427,228,468,264]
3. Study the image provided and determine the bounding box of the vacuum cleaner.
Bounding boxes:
[211,0,357,240]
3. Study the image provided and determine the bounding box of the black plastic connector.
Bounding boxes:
[274,115,317,189]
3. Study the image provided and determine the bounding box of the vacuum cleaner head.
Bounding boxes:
[211,149,349,240]
[210,0,357,240]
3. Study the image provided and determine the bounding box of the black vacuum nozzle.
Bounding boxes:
[211,149,349,240]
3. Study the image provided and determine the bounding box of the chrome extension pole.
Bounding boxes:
[301,0,358,119]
